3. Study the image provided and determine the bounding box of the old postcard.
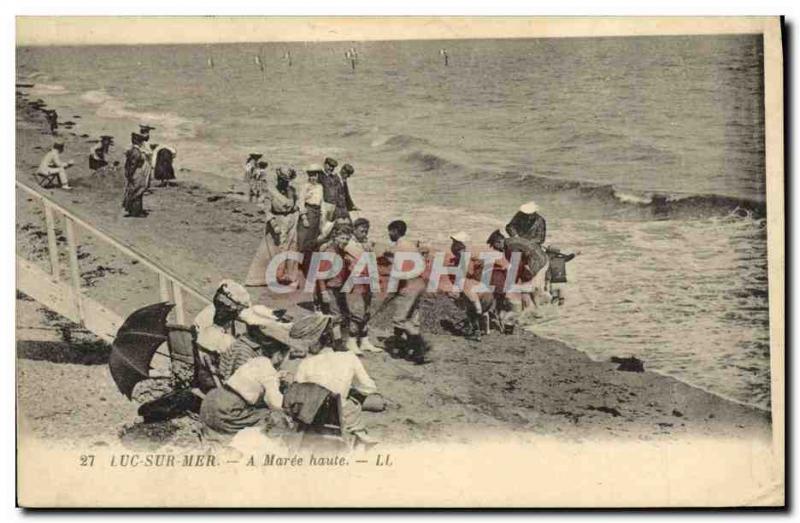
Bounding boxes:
[14,16,784,508]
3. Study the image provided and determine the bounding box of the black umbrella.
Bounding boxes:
[109,301,174,399]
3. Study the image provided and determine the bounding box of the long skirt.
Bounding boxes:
[296,205,321,252]
[154,159,175,181]
[199,386,268,436]
[245,212,300,286]
[122,171,148,216]
[296,205,322,279]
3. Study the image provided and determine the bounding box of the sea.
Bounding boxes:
[16,34,771,410]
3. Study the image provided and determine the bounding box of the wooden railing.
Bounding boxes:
[16,180,211,339]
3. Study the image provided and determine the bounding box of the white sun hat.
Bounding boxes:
[519,201,539,214]
[238,304,278,325]
[449,231,470,244]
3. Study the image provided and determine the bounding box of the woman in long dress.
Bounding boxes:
[296,166,325,274]
[122,132,152,217]
[151,143,177,186]
[245,167,300,287]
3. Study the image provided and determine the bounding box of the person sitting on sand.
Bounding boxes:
[151,142,177,187]
[199,329,291,444]
[194,279,252,334]
[89,135,114,172]
[195,281,253,382]
[217,306,292,381]
[37,139,74,190]
[245,166,300,287]
[291,313,378,444]
[121,132,152,217]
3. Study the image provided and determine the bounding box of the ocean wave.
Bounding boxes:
[371,133,431,149]
[28,83,69,96]
[561,129,627,146]
[509,172,766,220]
[403,150,460,172]
[79,89,201,138]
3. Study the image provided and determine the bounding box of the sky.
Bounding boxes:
[15,16,773,46]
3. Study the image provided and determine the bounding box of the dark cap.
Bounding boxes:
[324,157,338,168]
[248,153,263,160]
[340,164,354,175]
[139,124,156,133]
[487,229,506,245]
[131,132,146,143]
[276,166,297,180]
[100,135,114,142]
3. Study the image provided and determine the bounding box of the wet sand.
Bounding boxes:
[15,91,771,449]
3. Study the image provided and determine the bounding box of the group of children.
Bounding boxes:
[187,196,576,451]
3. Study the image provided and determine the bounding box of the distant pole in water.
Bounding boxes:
[440,49,449,66]
[284,50,292,67]
[345,47,358,71]
[207,56,215,69]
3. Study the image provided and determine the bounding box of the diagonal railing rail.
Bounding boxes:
[16,180,212,341]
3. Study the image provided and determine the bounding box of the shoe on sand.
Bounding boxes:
[359,337,382,353]
[346,337,364,355]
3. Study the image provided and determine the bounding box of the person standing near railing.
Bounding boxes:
[122,132,152,217]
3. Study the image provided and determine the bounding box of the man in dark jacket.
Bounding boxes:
[319,157,357,222]
[506,201,546,245]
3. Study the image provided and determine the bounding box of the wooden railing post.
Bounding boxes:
[43,202,60,281]
[63,216,84,325]
[159,273,171,302]
[17,182,216,337]
[173,282,185,325]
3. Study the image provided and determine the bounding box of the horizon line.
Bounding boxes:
[16,16,773,47]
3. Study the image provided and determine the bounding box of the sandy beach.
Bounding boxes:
[15,90,772,449]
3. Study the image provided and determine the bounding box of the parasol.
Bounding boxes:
[109,301,174,399]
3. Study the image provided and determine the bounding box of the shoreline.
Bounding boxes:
[15,90,772,447]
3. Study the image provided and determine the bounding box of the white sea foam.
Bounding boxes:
[613,190,653,204]
[28,83,69,96]
[79,89,200,138]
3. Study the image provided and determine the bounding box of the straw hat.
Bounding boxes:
[519,201,539,214]
[450,231,470,244]
[238,305,281,337]
[289,313,333,341]
[213,279,251,311]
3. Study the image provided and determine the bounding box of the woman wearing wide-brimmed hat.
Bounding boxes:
[245,166,301,286]
[198,328,291,442]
